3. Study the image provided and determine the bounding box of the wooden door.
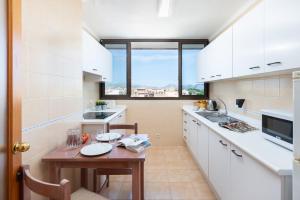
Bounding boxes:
[7,0,23,200]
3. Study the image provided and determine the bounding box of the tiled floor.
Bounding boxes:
[100,146,216,200]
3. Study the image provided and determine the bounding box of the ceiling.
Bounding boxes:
[83,0,256,40]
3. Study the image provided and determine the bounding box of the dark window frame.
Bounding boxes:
[100,39,209,100]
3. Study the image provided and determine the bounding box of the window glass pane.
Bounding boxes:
[182,44,205,96]
[131,42,178,97]
[104,44,127,95]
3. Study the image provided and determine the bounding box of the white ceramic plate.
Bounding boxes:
[80,143,112,156]
[96,132,122,142]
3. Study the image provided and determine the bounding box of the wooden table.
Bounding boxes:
[42,136,146,200]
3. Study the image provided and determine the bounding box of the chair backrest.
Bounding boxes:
[21,165,71,200]
[107,123,138,134]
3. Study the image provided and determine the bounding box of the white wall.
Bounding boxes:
[0,0,7,199]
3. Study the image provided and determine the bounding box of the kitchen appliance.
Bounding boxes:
[207,100,218,111]
[83,112,115,120]
[261,109,293,150]
[293,71,300,200]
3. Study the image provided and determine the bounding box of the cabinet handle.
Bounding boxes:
[215,74,222,77]
[184,129,187,131]
[184,121,187,124]
[249,66,260,70]
[118,115,122,118]
[210,75,215,78]
[219,140,227,147]
[231,150,243,158]
[197,122,201,126]
[103,77,107,80]
[201,77,205,80]
[92,68,98,71]
[192,120,197,123]
[267,62,282,66]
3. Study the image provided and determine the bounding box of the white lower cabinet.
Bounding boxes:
[183,112,291,200]
[108,111,126,134]
[208,130,230,200]
[229,145,282,200]
[196,121,209,177]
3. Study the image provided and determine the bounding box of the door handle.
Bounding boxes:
[12,142,30,154]
[267,62,282,66]
[231,150,243,158]
[219,140,227,147]
[249,66,260,70]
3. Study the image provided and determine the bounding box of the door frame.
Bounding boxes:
[7,0,22,200]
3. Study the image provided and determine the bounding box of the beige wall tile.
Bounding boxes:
[265,77,280,97]
[21,1,82,197]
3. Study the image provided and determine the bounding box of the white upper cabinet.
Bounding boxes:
[210,27,233,81]
[197,27,233,82]
[265,0,300,72]
[82,30,112,81]
[233,1,265,77]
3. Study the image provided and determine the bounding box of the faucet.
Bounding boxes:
[216,98,228,116]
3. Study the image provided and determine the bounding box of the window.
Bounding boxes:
[182,44,205,96]
[104,44,127,95]
[131,42,178,97]
[100,39,209,99]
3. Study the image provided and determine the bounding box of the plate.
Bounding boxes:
[80,143,112,156]
[96,132,122,142]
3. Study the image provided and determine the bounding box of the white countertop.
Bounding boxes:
[182,105,293,176]
[81,105,127,125]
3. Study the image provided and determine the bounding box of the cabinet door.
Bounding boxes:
[209,28,233,81]
[196,122,209,177]
[233,1,264,77]
[188,116,198,156]
[230,145,281,200]
[197,48,208,82]
[265,0,300,72]
[208,130,230,200]
[109,111,126,134]
[98,43,112,81]
[82,30,101,75]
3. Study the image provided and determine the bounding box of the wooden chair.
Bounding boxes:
[21,165,108,200]
[93,123,138,193]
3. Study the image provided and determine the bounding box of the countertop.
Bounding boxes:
[81,105,127,125]
[182,105,293,176]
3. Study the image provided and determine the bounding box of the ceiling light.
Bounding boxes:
[158,0,172,17]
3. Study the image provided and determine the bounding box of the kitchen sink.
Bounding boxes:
[196,111,240,123]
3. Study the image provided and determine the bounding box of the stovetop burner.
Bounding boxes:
[83,112,116,120]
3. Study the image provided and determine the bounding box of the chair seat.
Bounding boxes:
[71,188,108,200]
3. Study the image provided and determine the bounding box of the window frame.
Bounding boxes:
[100,39,209,100]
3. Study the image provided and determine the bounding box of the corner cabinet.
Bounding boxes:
[182,111,292,200]
[233,1,265,77]
[265,0,300,72]
[82,30,112,81]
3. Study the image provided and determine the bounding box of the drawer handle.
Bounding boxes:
[184,129,187,131]
[92,68,98,71]
[210,75,215,78]
[215,74,222,77]
[267,62,282,66]
[219,140,227,147]
[201,77,205,80]
[197,122,201,126]
[184,121,187,124]
[118,115,122,118]
[249,66,260,70]
[232,150,243,158]
[192,120,197,123]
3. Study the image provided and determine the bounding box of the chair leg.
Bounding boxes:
[93,170,97,193]
[106,175,109,187]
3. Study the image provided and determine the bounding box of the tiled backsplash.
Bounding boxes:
[21,0,82,198]
[210,74,293,119]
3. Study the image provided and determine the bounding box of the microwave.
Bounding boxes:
[261,109,293,151]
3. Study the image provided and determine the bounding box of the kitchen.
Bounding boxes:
[1,0,300,200]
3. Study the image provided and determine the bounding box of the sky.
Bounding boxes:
[109,48,200,88]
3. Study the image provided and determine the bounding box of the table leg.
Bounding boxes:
[81,168,88,188]
[48,162,60,184]
[131,162,142,200]
[141,161,144,200]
